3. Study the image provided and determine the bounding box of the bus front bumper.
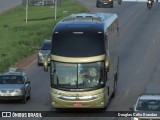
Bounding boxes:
[51,96,107,109]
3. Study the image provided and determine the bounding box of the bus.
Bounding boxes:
[43,12,120,110]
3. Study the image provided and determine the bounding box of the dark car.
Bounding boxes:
[96,0,113,8]
[0,68,31,103]
[38,39,51,66]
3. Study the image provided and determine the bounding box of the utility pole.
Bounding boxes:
[55,0,57,20]
[26,0,28,23]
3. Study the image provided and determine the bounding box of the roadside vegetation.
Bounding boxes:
[0,0,87,72]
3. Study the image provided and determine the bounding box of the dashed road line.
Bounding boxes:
[124,89,130,97]
[135,69,140,74]
[152,39,156,44]
[145,54,149,59]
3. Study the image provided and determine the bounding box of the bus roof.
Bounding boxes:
[53,13,117,33]
[51,13,118,57]
[61,12,117,23]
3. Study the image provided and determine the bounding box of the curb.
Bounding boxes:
[14,54,37,69]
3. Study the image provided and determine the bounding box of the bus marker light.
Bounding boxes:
[100,102,104,105]
[52,102,55,104]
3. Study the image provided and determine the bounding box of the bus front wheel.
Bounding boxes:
[111,79,117,98]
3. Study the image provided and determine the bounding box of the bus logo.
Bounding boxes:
[76,94,79,100]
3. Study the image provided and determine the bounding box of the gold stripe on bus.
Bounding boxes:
[51,54,105,63]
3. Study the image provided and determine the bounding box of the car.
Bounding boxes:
[38,39,51,66]
[96,0,113,8]
[0,68,31,103]
[130,94,160,120]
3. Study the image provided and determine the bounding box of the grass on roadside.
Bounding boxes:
[0,0,87,72]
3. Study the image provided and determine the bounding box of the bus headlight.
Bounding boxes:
[38,53,43,57]
[92,93,104,98]
[51,93,59,97]
[51,93,64,98]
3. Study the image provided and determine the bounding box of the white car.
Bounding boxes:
[0,68,31,103]
[130,94,160,120]
[38,39,51,66]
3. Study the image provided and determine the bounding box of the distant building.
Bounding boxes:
[22,0,61,6]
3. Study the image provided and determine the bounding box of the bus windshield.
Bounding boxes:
[50,61,105,90]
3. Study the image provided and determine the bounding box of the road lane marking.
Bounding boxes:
[135,69,140,74]
[145,54,149,59]
[124,89,130,97]
[111,117,119,120]
[152,39,156,44]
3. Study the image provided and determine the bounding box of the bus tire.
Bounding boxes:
[111,80,117,98]
[96,4,100,8]
[110,5,113,8]
[56,108,63,111]
[22,95,27,104]
[100,106,107,110]
[27,89,31,100]
[110,2,114,8]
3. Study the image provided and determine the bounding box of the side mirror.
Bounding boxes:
[25,81,30,84]
[105,57,110,72]
[43,55,49,72]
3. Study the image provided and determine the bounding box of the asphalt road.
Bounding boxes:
[1,0,160,120]
[0,0,22,13]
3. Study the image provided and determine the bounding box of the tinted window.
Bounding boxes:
[51,33,105,57]
[136,99,160,111]
[0,75,24,84]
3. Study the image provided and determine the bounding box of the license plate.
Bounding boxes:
[74,102,82,107]
[103,3,108,4]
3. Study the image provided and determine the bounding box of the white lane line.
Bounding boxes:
[152,39,156,44]
[145,54,149,59]
[135,69,140,74]
[111,117,119,120]
[124,89,130,97]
